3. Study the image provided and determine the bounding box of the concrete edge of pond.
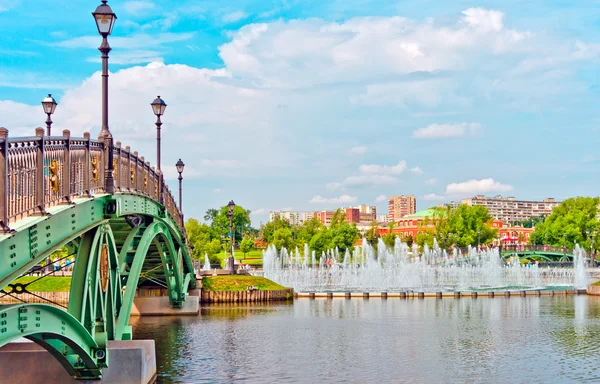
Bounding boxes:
[295,289,589,299]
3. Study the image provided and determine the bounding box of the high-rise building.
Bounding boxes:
[388,195,417,222]
[315,211,336,226]
[268,211,301,225]
[461,195,560,224]
[378,215,390,224]
[302,212,315,222]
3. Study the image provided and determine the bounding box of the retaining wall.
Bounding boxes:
[200,288,294,303]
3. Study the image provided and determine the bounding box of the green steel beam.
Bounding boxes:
[0,193,195,291]
[0,304,102,379]
[0,192,196,379]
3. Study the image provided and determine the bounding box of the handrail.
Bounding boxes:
[0,127,186,238]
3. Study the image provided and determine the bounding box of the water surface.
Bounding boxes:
[132,296,600,383]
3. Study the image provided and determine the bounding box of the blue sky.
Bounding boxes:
[1,0,599,226]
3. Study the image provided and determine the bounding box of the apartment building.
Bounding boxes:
[387,195,417,221]
[268,211,302,225]
[461,195,560,224]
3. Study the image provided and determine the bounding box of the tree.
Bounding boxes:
[415,230,435,249]
[309,228,332,256]
[432,205,497,247]
[261,218,292,244]
[297,217,324,245]
[185,218,212,260]
[273,227,295,251]
[530,197,600,250]
[211,204,252,242]
[327,209,359,254]
[403,233,414,247]
[203,208,219,225]
[240,238,254,256]
[365,220,379,247]
[381,223,397,248]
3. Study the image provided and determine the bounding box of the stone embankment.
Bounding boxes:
[200,288,293,303]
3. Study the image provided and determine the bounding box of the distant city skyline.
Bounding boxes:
[1,1,599,226]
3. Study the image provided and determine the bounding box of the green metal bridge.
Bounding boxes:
[0,127,196,379]
[499,245,574,262]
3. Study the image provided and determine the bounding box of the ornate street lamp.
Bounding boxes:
[226,200,236,275]
[151,96,167,171]
[92,0,117,193]
[176,159,184,225]
[41,94,57,136]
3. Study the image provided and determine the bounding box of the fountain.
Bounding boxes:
[262,238,583,292]
[203,254,211,271]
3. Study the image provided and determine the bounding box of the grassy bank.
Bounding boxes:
[12,276,72,292]
[201,275,285,292]
[216,250,264,266]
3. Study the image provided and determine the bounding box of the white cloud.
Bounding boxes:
[0,0,17,12]
[423,193,445,201]
[412,123,481,139]
[124,1,155,16]
[425,178,437,185]
[87,51,164,65]
[222,10,248,23]
[410,166,424,175]
[359,161,407,175]
[350,146,367,155]
[342,175,398,187]
[375,194,387,203]
[446,178,513,195]
[461,8,504,33]
[251,208,266,215]
[310,195,357,204]
[213,188,222,193]
[218,9,531,91]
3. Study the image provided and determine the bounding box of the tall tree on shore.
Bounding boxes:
[530,197,600,250]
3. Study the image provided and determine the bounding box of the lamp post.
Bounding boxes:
[176,159,184,225]
[92,0,117,194]
[41,94,57,136]
[477,229,481,248]
[563,233,567,256]
[151,96,167,171]
[227,200,236,275]
[592,230,598,268]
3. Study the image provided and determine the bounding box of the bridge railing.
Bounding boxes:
[499,244,567,254]
[0,127,185,236]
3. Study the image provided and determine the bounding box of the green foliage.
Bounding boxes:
[309,228,333,255]
[415,230,435,249]
[403,233,414,247]
[364,220,379,247]
[211,205,252,242]
[261,218,292,244]
[273,227,295,251]
[381,223,397,248]
[328,210,359,253]
[296,218,324,245]
[432,205,497,247]
[240,238,254,256]
[530,197,600,250]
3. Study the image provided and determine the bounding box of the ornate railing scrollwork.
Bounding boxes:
[0,128,187,237]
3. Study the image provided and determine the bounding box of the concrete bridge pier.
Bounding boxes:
[0,339,156,384]
[131,287,199,316]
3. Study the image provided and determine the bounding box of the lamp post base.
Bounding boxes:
[229,256,236,275]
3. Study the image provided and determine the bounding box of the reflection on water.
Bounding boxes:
[132,297,600,383]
